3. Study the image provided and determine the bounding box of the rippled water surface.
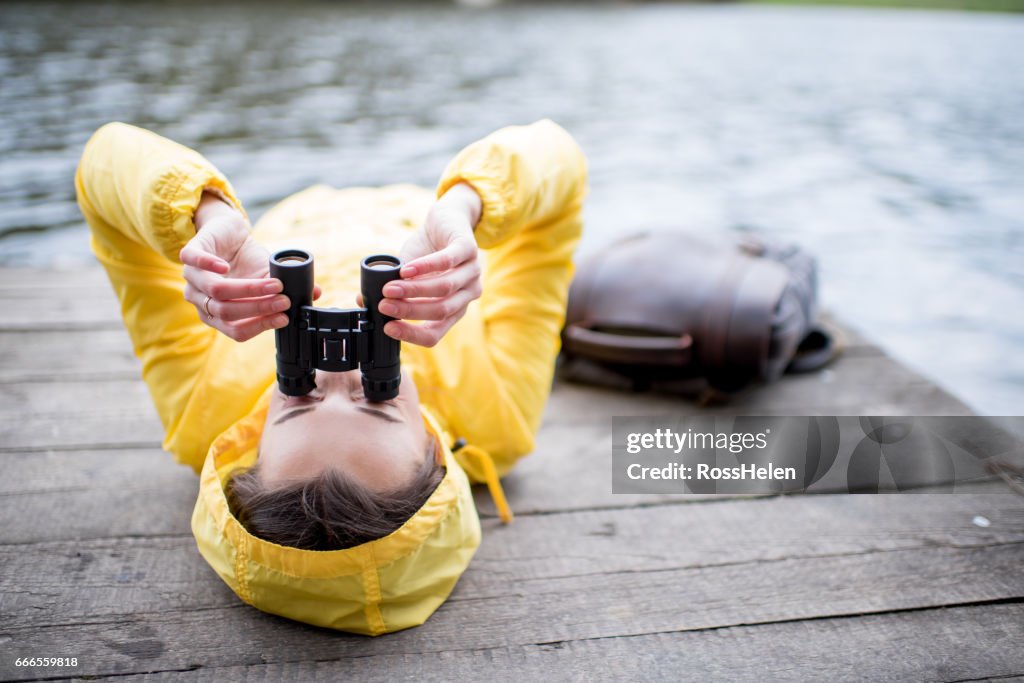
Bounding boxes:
[1,1,1022,414]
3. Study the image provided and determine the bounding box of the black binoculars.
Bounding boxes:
[269,249,403,401]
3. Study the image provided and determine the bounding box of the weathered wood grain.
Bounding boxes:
[0,268,110,290]
[3,493,1022,628]
[0,329,139,382]
[0,450,196,544]
[0,295,125,331]
[0,448,184,497]
[1,541,1021,679]
[1,265,1018,683]
[34,604,1024,683]
[0,378,157,415]
[548,355,973,419]
[0,413,162,452]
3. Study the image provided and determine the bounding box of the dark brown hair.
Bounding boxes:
[225,435,444,551]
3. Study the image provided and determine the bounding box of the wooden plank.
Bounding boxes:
[0,450,197,544]
[0,329,139,382]
[0,378,154,415]
[3,492,1022,625]
[0,268,110,290]
[0,303,124,331]
[1,540,1021,679]
[550,355,973,419]
[30,604,1024,683]
[0,273,124,330]
[0,412,162,453]
[477,422,1005,519]
[0,448,183,497]
[0,378,164,452]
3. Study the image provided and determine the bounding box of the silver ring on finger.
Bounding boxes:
[203,295,215,320]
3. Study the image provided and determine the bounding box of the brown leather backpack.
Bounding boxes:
[559,230,838,395]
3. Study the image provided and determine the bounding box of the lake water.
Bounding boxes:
[1,1,1022,415]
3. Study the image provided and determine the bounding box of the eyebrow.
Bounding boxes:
[272,405,402,426]
[357,406,403,424]
[273,406,316,426]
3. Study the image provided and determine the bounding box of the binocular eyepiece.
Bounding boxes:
[270,249,403,402]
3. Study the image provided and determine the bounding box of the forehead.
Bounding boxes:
[261,413,423,488]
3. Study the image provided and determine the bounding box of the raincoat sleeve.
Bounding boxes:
[74,122,247,463]
[433,119,587,479]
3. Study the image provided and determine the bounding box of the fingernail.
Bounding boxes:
[264,281,282,294]
[273,296,290,311]
[385,322,401,339]
[379,301,398,316]
[273,315,288,328]
[402,266,417,278]
[384,284,403,298]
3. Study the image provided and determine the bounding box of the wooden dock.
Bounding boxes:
[1,267,1022,682]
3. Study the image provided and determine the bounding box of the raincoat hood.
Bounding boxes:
[191,393,480,635]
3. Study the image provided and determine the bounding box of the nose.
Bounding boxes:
[315,369,361,396]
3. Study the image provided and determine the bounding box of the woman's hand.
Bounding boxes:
[180,190,320,342]
[369,182,483,347]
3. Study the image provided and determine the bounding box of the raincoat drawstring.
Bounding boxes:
[452,438,514,524]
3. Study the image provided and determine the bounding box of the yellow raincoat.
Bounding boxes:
[75,119,586,635]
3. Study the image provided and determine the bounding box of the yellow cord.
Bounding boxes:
[456,444,514,524]
[420,405,514,524]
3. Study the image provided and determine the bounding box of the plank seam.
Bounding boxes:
[0,442,161,454]
[475,482,1016,519]
[446,539,1024,599]
[509,597,1024,656]
[19,601,1024,683]
[945,672,1024,683]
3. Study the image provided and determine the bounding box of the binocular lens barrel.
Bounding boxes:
[361,254,403,401]
[269,249,403,402]
[270,249,316,396]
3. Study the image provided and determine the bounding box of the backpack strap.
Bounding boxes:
[699,254,789,389]
[786,327,841,373]
[562,324,693,366]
